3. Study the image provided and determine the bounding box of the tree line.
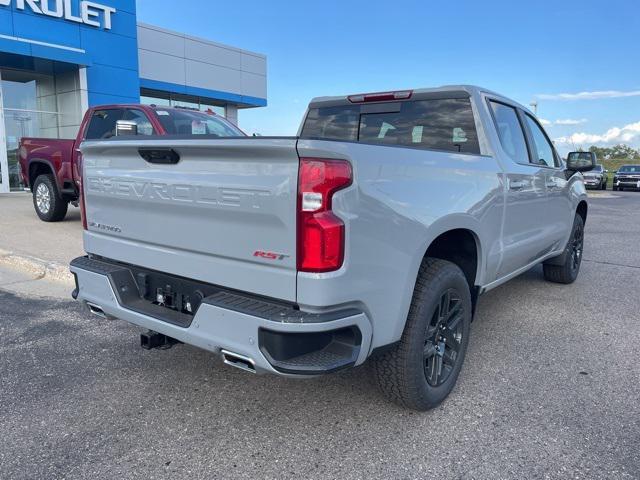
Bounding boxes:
[586,144,640,161]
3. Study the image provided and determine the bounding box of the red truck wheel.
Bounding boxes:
[32,174,68,222]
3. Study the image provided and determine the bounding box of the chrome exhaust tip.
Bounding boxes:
[221,349,256,374]
[86,302,107,319]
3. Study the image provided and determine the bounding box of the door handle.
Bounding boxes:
[509,180,527,190]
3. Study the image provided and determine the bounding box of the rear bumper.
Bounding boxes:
[70,256,372,376]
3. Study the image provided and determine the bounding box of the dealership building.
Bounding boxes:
[0,0,267,193]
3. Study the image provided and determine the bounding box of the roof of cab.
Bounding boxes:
[308,85,531,114]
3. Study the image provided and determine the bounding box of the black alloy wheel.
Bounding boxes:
[373,258,472,410]
[424,288,464,387]
[569,219,584,274]
[543,214,584,284]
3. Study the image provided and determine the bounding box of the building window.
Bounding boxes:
[140,94,170,107]
[140,89,226,117]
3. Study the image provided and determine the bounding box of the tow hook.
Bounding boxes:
[140,330,182,350]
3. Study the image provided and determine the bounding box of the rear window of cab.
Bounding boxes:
[300,98,480,154]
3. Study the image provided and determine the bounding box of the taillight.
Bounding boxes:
[297,158,352,272]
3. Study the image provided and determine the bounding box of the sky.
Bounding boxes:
[137,0,640,155]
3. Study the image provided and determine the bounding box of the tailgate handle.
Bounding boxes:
[138,148,180,164]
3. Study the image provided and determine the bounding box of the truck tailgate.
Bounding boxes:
[80,138,299,302]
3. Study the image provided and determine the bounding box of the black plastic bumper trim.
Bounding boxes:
[202,290,361,324]
[70,256,363,327]
[258,326,362,375]
[71,256,195,328]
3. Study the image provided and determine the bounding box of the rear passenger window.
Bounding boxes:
[301,98,481,154]
[489,101,529,164]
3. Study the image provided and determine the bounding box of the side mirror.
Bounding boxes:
[566,151,596,172]
[116,120,138,136]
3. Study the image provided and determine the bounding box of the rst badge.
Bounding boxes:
[253,251,289,261]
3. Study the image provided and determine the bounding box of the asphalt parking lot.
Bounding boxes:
[1,191,639,479]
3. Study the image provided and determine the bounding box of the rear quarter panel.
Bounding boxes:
[296,139,505,349]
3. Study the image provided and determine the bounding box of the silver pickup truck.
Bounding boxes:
[70,85,594,410]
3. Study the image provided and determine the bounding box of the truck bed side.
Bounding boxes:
[295,139,503,348]
[19,137,76,190]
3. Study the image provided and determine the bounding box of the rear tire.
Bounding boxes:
[372,258,472,411]
[543,214,584,284]
[32,174,68,222]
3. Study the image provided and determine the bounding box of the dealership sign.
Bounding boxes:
[0,0,116,29]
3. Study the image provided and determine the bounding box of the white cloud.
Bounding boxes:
[537,90,640,101]
[537,118,587,128]
[554,118,587,125]
[555,121,640,146]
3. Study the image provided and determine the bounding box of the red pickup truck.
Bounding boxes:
[19,104,245,221]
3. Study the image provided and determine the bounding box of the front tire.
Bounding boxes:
[543,214,584,284]
[32,174,68,222]
[372,258,472,411]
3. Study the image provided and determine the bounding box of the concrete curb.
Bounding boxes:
[0,248,74,285]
